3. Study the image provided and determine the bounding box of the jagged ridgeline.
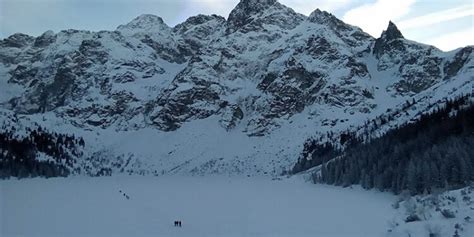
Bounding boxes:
[294,95,474,194]
[0,0,473,176]
[0,124,85,179]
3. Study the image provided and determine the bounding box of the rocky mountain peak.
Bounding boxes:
[373,21,405,58]
[228,0,279,20]
[308,9,333,23]
[116,14,170,35]
[226,0,290,33]
[382,21,404,41]
[236,0,278,9]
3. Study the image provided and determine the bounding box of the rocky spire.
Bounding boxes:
[373,21,405,57]
[381,21,404,41]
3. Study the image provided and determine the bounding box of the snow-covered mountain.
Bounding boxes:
[1,0,473,176]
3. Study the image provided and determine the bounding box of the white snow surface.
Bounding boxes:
[1,176,397,237]
[2,176,472,237]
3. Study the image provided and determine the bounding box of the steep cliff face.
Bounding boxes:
[0,0,472,176]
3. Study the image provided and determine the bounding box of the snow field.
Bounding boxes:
[1,176,396,237]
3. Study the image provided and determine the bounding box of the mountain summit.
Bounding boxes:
[229,0,278,16]
[381,21,404,41]
[226,0,303,33]
[117,14,170,36]
[373,21,405,57]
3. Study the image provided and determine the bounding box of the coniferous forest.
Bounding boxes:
[293,95,474,195]
[318,96,474,194]
[0,125,84,179]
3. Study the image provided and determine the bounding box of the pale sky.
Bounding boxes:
[0,0,473,51]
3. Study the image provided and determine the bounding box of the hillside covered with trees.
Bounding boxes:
[317,95,474,194]
[0,125,85,179]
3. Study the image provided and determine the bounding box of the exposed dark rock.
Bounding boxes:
[220,105,244,130]
[141,36,187,64]
[113,71,137,83]
[0,33,34,48]
[444,46,472,78]
[226,0,303,34]
[34,31,56,48]
[373,21,405,58]
[8,65,38,85]
[79,39,109,64]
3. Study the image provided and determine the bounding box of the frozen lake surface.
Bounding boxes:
[1,176,397,237]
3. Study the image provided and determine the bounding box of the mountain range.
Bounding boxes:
[1,0,473,177]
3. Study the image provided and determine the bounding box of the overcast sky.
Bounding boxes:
[0,0,472,51]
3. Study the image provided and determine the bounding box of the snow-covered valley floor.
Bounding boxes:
[1,176,398,237]
[2,176,473,237]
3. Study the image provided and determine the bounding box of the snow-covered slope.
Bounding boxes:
[0,0,473,176]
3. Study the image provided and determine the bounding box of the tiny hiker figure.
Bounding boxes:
[174,221,178,227]
[178,221,182,227]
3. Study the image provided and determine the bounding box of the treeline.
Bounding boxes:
[291,129,365,174]
[314,95,474,194]
[291,141,341,174]
[0,125,85,179]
